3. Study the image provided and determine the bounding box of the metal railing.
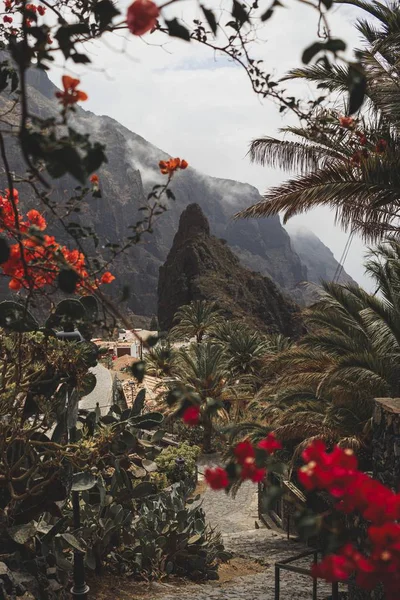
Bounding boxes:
[275,549,340,600]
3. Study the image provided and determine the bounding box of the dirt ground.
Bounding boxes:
[87,557,264,600]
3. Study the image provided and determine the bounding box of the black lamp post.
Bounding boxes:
[59,330,89,600]
[69,426,89,599]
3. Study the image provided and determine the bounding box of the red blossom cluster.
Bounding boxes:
[182,405,200,426]
[55,76,88,107]
[338,116,388,164]
[159,157,189,175]
[127,0,159,36]
[0,188,114,292]
[299,440,400,599]
[204,434,282,490]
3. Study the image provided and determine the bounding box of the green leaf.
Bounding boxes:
[131,482,157,498]
[142,459,158,473]
[57,269,80,294]
[94,0,120,30]
[201,5,217,34]
[72,472,97,491]
[320,0,332,7]
[8,523,37,544]
[232,0,249,26]
[79,295,98,322]
[85,547,96,570]
[71,53,91,64]
[0,301,39,332]
[302,42,325,65]
[348,64,366,115]
[166,18,191,41]
[131,361,146,383]
[0,238,10,264]
[325,38,346,54]
[131,388,146,416]
[261,8,273,21]
[61,533,85,553]
[188,534,201,544]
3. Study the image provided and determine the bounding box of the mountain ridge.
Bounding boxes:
[0,64,356,318]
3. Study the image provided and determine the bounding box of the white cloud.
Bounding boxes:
[47,0,373,290]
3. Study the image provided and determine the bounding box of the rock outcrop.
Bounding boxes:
[158,204,303,336]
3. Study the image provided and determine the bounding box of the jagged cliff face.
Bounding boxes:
[288,228,356,286]
[0,68,307,317]
[158,204,303,337]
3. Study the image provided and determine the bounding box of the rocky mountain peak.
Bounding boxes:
[175,203,210,244]
[158,205,303,336]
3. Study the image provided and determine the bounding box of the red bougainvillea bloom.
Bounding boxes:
[100,271,115,284]
[182,405,200,426]
[375,139,388,153]
[240,458,266,483]
[358,134,368,146]
[27,209,46,230]
[90,174,99,184]
[312,553,355,583]
[3,15,13,23]
[257,433,282,454]
[234,440,255,465]
[55,76,88,107]
[127,0,159,36]
[339,116,355,129]
[159,158,189,175]
[204,467,229,490]
[5,0,12,9]
[37,5,46,15]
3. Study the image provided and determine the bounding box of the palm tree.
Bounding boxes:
[170,300,223,343]
[236,0,400,243]
[230,240,400,462]
[212,321,291,387]
[145,338,177,377]
[168,342,243,452]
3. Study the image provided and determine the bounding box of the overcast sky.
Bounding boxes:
[48,0,375,290]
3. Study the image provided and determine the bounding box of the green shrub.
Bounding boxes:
[155,442,200,485]
[83,484,230,579]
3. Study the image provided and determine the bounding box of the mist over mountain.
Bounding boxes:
[0,66,356,320]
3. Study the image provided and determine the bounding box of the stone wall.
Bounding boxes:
[372,398,400,490]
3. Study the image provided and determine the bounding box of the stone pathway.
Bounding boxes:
[152,456,343,600]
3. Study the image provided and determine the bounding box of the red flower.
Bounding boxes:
[3,15,13,23]
[5,0,12,9]
[358,134,368,146]
[204,467,229,490]
[159,157,189,175]
[55,76,88,107]
[375,139,388,153]
[339,116,355,129]
[312,553,354,583]
[182,405,200,426]
[234,440,255,465]
[127,0,159,36]
[90,174,99,184]
[37,5,46,15]
[100,271,115,284]
[241,458,266,483]
[27,209,46,231]
[258,433,282,454]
